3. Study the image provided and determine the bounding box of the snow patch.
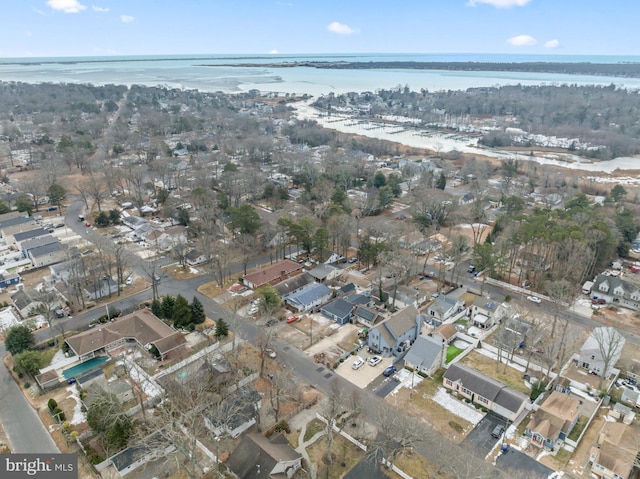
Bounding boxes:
[432,387,483,425]
[66,386,85,425]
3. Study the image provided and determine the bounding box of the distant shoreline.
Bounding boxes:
[202,61,640,78]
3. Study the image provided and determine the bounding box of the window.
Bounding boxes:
[461,387,471,395]
[445,379,452,386]
[590,355,595,360]
[477,396,488,404]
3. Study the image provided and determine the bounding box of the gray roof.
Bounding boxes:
[620,387,639,405]
[320,298,354,319]
[14,228,50,243]
[227,433,301,479]
[345,293,370,306]
[472,297,499,312]
[385,305,419,337]
[0,215,32,229]
[275,272,314,297]
[20,235,58,252]
[11,289,34,310]
[286,282,331,308]
[338,283,356,295]
[308,264,337,280]
[405,335,443,369]
[592,273,640,301]
[29,241,63,258]
[354,305,379,323]
[444,363,528,414]
[430,295,461,315]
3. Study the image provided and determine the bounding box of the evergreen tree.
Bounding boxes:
[435,172,447,190]
[172,294,192,328]
[190,297,206,324]
[214,318,229,339]
[5,325,34,355]
[160,295,175,319]
[150,299,162,317]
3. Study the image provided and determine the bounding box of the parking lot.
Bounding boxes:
[335,353,395,389]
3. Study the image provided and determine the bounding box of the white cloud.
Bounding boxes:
[46,0,87,13]
[467,0,532,7]
[507,34,537,46]
[544,39,560,49]
[92,5,109,13]
[327,21,357,35]
[32,7,48,15]
[268,49,279,54]
[120,15,134,23]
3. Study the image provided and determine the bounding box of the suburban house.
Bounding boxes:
[19,235,58,257]
[589,422,639,479]
[443,363,529,421]
[185,249,208,266]
[11,288,46,318]
[320,298,354,325]
[386,285,427,309]
[83,378,134,410]
[65,308,185,361]
[204,388,262,438]
[430,323,458,345]
[122,214,149,230]
[0,272,20,290]
[578,327,625,378]
[0,215,37,240]
[274,273,314,298]
[352,304,384,327]
[107,431,175,479]
[242,259,303,290]
[145,226,187,252]
[284,282,331,312]
[524,391,580,449]
[84,278,119,301]
[591,274,640,311]
[404,335,445,376]
[620,387,640,408]
[426,295,464,322]
[470,297,503,330]
[227,433,302,479]
[28,242,66,268]
[12,227,51,246]
[308,264,342,283]
[368,305,421,357]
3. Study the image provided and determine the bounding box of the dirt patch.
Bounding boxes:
[165,264,204,280]
[197,280,237,299]
[386,385,472,444]
[593,305,640,336]
[306,433,366,479]
[461,350,530,395]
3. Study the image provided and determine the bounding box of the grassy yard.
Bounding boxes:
[461,350,529,395]
[446,345,464,363]
[567,415,588,442]
[306,434,366,479]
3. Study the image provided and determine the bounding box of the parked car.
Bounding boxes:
[265,319,277,327]
[591,298,606,305]
[125,276,133,285]
[265,348,277,359]
[286,315,299,324]
[248,306,259,316]
[467,265,476,273]
[491,425,505,439]
[527,296,541,304]
[383,365,397,377]
[368,356,382,367]
[348,257,357,263]
[85,222,92,227]
[352,358,365,370]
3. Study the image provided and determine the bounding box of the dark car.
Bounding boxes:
[467,265,476,273]
[265,319,277,327]
[592,298,606,305]
[383,365,397,377]
[491,425,505,439]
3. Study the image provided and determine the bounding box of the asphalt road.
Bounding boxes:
[0,345,59,453]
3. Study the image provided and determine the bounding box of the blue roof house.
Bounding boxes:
[320,298,354,325]
[284,283,331,312]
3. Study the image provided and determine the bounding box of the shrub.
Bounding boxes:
[48,398,58,412]
[23,381,31,389]
[53,407,66,422]
[504,295,512,302]
[273,420,291,434]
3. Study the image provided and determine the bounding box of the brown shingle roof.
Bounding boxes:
[242,259,303,289]
[66,309,184,357]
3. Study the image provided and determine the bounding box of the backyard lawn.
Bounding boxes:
[461,350,530,395]
[446,345,464,363]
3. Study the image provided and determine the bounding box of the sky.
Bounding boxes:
[0,0,638,58]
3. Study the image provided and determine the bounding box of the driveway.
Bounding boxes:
[496,447,556,479]
[462,412,505,456]
[335,354,394,389]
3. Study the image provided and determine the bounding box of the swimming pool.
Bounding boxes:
[62,356,110,379]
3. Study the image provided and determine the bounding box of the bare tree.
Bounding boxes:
[591,327,625,389]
